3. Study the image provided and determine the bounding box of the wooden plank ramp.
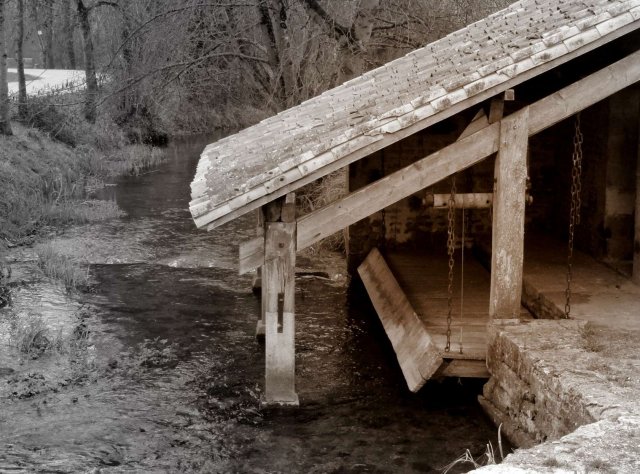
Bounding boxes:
[359,248,532,390]
[358,248,442,392]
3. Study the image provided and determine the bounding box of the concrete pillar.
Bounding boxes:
[490,107,529,319]
[262,194,298,406]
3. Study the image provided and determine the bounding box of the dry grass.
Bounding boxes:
[441,424,504,473]
[7,310,92,361]
[36,243,90,291]
[298,170,348,253]
[44,199,125,226]
[9,313,64,357]
[580,322,605,353]
[105,144,166,177]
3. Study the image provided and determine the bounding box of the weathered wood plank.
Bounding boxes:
[490,107,529,319]
[358,248,442,392]
[428,192,493,209]
[240,236,264,276]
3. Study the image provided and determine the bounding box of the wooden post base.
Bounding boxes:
[260,393,299,408]
[263,311,298,406]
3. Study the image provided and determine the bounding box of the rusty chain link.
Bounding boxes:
[565,113,583,319]
[446,175,457,352]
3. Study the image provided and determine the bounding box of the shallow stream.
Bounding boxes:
[0,136,503,473]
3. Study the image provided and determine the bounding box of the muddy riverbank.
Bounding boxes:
[0,136,505,473]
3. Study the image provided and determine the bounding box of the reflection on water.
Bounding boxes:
[0,135,502,473]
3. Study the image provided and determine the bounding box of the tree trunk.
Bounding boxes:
[257,0,295,108]
[63,0,76,69]
[16,0,27,119]
[43,0,54,69]
[0,0,13,135]
[77,0,97,122]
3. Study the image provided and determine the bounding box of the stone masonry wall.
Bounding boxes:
[479,321,595,448]
[479,320,640,449]
[477,320,640,473]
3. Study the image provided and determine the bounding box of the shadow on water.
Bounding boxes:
[0,134,505,473]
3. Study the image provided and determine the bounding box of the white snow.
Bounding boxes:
[7,69,85,95]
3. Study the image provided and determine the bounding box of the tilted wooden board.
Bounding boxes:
[357,248,442,392]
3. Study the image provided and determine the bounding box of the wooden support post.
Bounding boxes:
[262,193,298,406]
[254,208,266,338]
[490,107,529,319]
[634,113,640,285]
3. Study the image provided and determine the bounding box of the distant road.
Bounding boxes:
[7,69,85,95]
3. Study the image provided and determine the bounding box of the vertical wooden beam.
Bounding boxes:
[254,208,266,337]
[634,109,640,285]
[490,107,530,319]
[263,193,298,406]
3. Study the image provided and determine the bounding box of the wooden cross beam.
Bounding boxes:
[239,49,640,275]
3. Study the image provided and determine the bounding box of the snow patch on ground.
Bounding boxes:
[7,69,85,95]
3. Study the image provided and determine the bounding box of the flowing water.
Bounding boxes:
[0,136,504,473]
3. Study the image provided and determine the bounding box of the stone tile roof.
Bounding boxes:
[190,0,640,230]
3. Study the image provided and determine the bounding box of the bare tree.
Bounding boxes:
[63,0,76,69]
[0,0,12,135]
[76,0,98,121]
[43,0,55,68]
[76,0,118,122]
[15,0,27,118]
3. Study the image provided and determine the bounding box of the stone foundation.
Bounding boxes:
[477,320,640,472]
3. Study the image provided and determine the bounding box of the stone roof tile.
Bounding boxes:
[190,0,640,230]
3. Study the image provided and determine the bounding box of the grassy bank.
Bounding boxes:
[0,118,166,293]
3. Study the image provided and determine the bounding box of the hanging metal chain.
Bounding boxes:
[446,175,457,352]
[459,206,465,355]
[565,113,583,318]
[380,154,387,248]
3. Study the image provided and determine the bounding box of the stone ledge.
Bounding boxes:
[475,320,640,472]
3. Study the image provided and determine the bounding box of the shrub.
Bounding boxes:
[16,89,90,147]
